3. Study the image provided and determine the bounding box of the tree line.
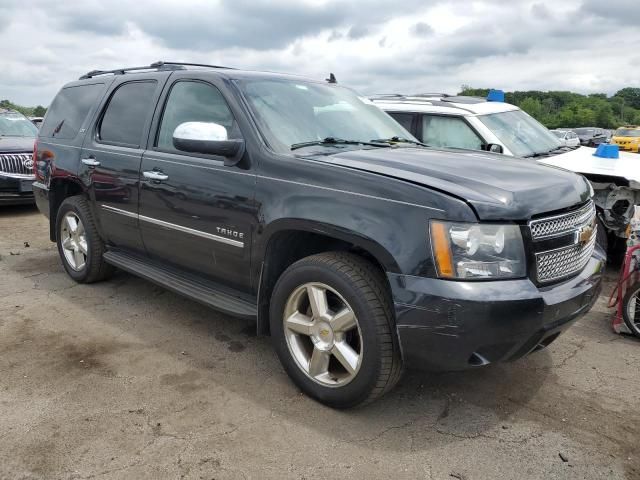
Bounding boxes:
[459,86,640,129]
[0,99,47,117]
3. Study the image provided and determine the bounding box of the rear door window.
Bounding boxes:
[388,112,416,135]
[99,81,157,147]
[40,83,104,139]
[421,115,483,150]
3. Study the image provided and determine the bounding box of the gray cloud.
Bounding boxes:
[0,0,637,107]
[347,25,370,39]
[579,0,640,25]
[411,22,434,36]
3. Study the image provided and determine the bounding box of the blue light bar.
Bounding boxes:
[487,89,505,102]
[593,143,619,159]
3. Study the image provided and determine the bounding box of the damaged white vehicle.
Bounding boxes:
[373,94,640,245]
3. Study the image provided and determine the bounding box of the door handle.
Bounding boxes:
[81,157,100,167]
[143,170,169,181]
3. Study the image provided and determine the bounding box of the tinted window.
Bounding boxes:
[157,81,240,152]
[388,112,415,133]
[421,115,482,150]
[40,84,103,139]
[99,81,157,147]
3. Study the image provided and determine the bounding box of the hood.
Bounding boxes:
[313,147,591,221]
[539,146,640,184]
[0,136,35,153]
[612,136,640,143]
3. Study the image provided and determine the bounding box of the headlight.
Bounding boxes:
[430,221,526,280]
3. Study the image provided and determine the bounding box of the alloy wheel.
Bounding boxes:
[60,212,88,271]
[283,282,363,387]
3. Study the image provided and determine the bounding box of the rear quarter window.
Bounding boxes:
[40,83,104,139]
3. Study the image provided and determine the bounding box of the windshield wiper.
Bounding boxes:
[525,145,572,158]
[370,136,428,147]
[291,137,390,151]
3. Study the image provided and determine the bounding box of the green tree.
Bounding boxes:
[33,105,47,117]
[520,97,544,122]
[594,103,615,128]
[614,88,640,110]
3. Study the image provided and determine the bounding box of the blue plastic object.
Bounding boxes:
[593,143,619,159]
[487,89,505,102]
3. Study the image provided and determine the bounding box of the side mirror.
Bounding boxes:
[484,143,504,154]
[173,122,244,165]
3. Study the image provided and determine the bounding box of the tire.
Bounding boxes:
[270,252,403,408]
[622,281,640,339]
[596,217,608,254]
[56,195,114,283]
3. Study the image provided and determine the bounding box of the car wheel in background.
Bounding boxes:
[622,281,640,339]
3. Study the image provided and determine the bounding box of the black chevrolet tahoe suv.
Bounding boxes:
[0,108,38,204]
[33,62,605,408]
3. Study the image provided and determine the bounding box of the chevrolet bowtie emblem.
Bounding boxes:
[576,224,594,245]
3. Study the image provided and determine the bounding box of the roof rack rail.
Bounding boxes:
[410,93,450,98]
[369,93,451,102]
[79,61,235,80]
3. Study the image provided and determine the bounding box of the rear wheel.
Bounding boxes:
[56,196,114,283]
[622,282,640,339]
[270,252,402,408]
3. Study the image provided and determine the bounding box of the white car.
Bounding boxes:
[551,129,580,147]
[372,94,640,241]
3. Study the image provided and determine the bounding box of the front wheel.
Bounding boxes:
[622,281,640,339]
[270,252,402,408]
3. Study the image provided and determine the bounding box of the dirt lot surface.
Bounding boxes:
[1,204,639,480]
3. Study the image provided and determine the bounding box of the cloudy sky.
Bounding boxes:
[1,0,638,107]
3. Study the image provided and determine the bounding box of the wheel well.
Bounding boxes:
[49,180,84,241]
[256,230,389,335]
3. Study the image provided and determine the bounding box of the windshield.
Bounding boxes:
[615,128,640,138]
[477,109,562,157]
[551,130,565,138]
[237,78,416,153]
[0,112,38,137]
[574,128,594,136]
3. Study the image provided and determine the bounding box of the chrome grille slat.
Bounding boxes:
[0,153,34,176]
[532,200,598,283]
[535,232,596,283]
[529,201,595,240]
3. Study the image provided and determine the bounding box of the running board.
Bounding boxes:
[103,250,257,318]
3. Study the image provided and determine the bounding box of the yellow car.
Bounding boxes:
[611,126,640,153]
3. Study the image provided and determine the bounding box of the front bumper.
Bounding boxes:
[389,251,605,371]
[0,175,35,205]
[612,142,640,153]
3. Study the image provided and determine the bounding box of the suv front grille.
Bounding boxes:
[529,200,595,240]
[535,232,597,283]
[0,153,34,176]
[530,201,597,284]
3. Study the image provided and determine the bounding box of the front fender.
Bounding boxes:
[252,164,476,279]
[256,217,401,273]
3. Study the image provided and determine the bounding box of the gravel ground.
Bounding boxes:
[1,204,639,480]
